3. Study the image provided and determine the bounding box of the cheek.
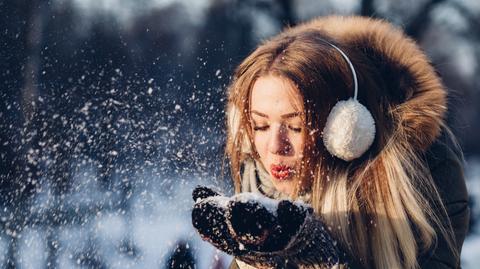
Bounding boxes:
[253,133,269,158]
[291,135,305,158]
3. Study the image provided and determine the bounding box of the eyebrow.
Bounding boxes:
[251,110,302,119]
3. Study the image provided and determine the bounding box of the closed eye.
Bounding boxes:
[253,125,269,131]
[288,126,302,133]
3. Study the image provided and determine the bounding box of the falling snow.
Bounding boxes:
[1,0,480,268]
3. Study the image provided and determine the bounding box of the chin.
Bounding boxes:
[272,181,294,196]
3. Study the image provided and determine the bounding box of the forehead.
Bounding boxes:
[250,75,303,113]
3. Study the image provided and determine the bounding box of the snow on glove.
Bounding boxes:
[192,186,349,269]
[226,193,309,253]
[192,186,282,266]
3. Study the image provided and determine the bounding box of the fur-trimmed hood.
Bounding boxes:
[294,15,448,153]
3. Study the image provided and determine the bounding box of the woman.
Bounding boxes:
[191,15,469,269]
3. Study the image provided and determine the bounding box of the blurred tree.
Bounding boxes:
[360,0,376,17]
[0,0,51,267]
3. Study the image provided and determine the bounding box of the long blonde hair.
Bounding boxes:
[225,16,459,269]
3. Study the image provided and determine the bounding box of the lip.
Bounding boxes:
[270,164,294,180]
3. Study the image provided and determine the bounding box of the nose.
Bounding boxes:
[268,123,293,156]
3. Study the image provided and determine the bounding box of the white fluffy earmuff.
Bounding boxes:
[322,43,376,161]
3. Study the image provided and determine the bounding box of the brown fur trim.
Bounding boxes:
[293,15,447,152]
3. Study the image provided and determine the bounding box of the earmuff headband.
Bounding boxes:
[322,42,376,161]
[327,43,358,100]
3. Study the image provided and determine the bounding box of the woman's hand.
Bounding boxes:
[191,186,247,256]
[225,193,311,252]
[191,186,345,268]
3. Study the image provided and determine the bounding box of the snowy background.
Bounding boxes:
[1,0,479,268]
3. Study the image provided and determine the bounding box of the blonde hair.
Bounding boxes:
[225,16,459,269]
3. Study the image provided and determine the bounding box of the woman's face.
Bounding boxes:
[250,75,305,195]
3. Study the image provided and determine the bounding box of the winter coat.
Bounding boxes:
[228,15,470,269]
[419,134,470,269]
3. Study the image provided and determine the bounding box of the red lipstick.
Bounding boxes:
[270,164,294,180]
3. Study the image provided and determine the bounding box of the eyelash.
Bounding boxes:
[289,126,302,133]
[253,126,269,131]
[253,125,302,133]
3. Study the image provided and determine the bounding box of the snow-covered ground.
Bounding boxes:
[0,163,233,269]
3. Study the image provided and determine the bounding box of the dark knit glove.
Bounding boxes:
[191,186,246,255]
[192,186,348,268]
